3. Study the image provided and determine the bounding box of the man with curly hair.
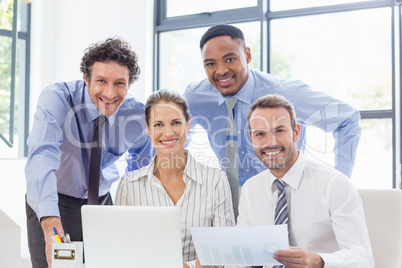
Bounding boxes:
[25,37,154,268]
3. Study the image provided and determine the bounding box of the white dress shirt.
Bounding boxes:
[237,153,374,268]
[115,151,235,267]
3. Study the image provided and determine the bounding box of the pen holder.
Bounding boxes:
[51,242,83,268]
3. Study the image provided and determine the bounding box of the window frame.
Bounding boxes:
[0,0,31,156]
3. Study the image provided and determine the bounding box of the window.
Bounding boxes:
[0,0,31,158]
[270,0,381,11]
[270,6,393,188]
[154,0,401,189]
[166,0,258,18]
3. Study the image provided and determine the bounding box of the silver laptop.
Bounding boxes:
[81,205,183,268]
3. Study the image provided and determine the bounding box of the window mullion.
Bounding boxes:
[9,0,19,147]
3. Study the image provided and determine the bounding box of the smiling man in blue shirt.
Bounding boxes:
[25,37,153,268]
[184,24,360,215]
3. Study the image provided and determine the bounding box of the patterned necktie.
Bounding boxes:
[225,97,239,218]
[272,178,288,268]
[274,179,288,225]
[88,116,106,205]
[253,180,288,268]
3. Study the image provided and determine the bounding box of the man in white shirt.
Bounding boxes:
[237,94,374,267]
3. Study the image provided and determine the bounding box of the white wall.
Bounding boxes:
[30,0,154,117]
[0,159,31,266]
[0,0,153,264]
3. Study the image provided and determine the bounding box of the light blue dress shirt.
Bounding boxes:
[184,70,361,186]
[25,80,154,219]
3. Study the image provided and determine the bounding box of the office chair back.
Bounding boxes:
[358,189,402,268]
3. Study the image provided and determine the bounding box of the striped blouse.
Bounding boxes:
[115,151,235,267]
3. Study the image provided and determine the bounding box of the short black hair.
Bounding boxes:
[199,24,246,49]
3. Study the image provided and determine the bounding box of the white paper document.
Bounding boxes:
[191,225,289,266]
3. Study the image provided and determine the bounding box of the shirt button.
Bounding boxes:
[241,151,245,154]
[246,169,250,172]
[237,130,241,134]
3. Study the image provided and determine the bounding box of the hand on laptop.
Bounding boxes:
[40,216,65,268]
[195,256,224,268]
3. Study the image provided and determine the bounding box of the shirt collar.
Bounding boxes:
[183,151,203,186]
[83,82,117,126]
[217,69,255,106]
[127,155,156,183]
[128,151,203,186]
[268,151,307,191]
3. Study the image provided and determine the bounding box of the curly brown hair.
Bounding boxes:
[80,37,140,85]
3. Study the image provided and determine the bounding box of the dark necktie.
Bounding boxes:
[87,116,106,205]
[225,97,239,218]
[253,179,288,268]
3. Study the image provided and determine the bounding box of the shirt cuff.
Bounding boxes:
[318,253,343,267]
[35,199,60,220]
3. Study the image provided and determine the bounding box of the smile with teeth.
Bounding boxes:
[263,150,281,157]
[160,139,179,146]
[100,97,117,104]
[219,77,232,83]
